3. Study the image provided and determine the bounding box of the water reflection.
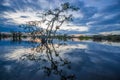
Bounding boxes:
[22,41,76,80]
[0,39,120,80]
[98,41,120,47]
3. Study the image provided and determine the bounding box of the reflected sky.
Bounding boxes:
[0,40,120,80]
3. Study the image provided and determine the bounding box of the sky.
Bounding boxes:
[0,0,120,34]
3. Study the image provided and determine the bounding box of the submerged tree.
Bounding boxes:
[20,2,79,43]
[19,2,79,80]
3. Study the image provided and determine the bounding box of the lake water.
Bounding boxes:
[0,39,120,80]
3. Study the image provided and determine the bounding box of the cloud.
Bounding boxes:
[87,13,120,25]
[81,6,97,18]
[2,10,40,24]
[57,23,89,34]
[2,0,11,6]
[101,0,120,13]
[100,31,120,35]
[0,0,120,34]
[88,1,120,26]
[88,24,120,34]
[20,16,29,18]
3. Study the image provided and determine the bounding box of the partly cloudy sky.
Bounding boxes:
[0,0,120,34]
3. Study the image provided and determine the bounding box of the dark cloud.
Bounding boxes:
[72,3,98,25]
[0,0,120,34]
[89,25,120,34]
[81,6,97,18]
[101,0,120,13]
[20,16,29,18]
[90,13,120,25]
[70,0,84,8]
[0,4,15,13]
[74,0,120,34]
[88,0,120,26]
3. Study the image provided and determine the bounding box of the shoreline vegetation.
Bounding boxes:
[0,32,120,42]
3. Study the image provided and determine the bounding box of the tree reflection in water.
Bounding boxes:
[20,40,76,80]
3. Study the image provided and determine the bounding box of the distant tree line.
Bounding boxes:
[92,35,120,42]
[0,32,22,41]
[0,31,120,42]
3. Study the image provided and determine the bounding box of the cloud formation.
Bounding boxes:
[0,0,120,34]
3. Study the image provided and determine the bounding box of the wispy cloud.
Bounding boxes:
[2,10,40,24]
[0,0,120,34]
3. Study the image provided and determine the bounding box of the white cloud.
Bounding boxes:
[103,13,119,19]
[1,0,89,34]
[59,23,89,33]
[99,31,120,35]
[68,10,83,18]
[3,10,41,24]
[2,0,11,6]
[86,21,97,25]
[91,13,102,18]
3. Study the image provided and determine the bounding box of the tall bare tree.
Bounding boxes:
[20,2,79,43]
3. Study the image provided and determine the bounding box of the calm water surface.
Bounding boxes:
[0,39,120,80]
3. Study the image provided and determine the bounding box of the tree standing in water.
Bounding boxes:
[20,2,79,44]
[20,2,79,80]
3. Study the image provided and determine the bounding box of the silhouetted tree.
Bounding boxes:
[20,2,79,43]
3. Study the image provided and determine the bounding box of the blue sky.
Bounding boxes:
[0,0,120,34]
